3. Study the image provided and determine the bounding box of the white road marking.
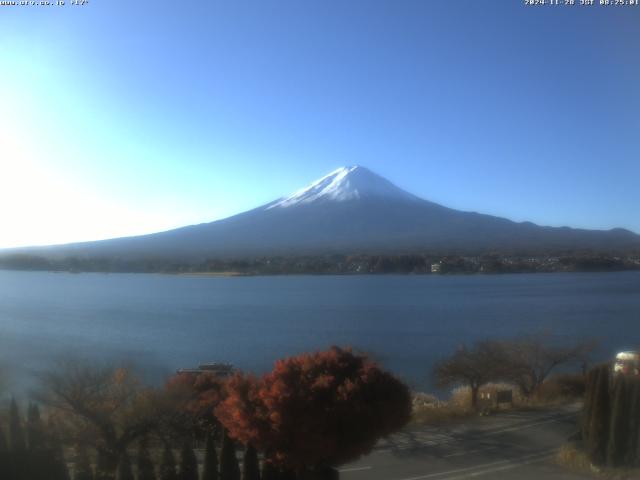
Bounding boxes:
[441,452,553,479]
[478,418,561,436]
[338,466,372,473]
[393,449,557,480]
[378,412,576,453]
[443,446,501,458]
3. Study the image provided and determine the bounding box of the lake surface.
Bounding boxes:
[0,270,638,392]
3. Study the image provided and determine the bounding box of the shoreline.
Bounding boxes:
[173,271,252,277]
[1,267,639,277]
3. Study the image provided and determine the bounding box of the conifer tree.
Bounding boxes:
[608,375,631,466]
[260,460,278,480]
[219,431,240,480]
[582,368,597,441]
[625,377,640,466]
[136,439,156,480]
[74,445,94,480]
[116,453,135,480]
[59,458,72,480]
[305,467,338,480]
[95,449,115,480]
[9,398,26,452]
[588,364,611,465]
[279,469,296,480]
[178,441,198,480]
[44,421,71,480]
[8,398,28,480]
[0,424,7,453]
[27,403,45,452]
[26,404,47,480]
[242,444,260,480]
[159,444,178,480]
[0,426,9,480]
[202,432,219,480]
[49,440,71,480]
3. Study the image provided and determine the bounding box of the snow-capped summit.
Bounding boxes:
[267,165,418,209]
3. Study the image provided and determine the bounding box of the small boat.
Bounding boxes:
[176,362,235,378]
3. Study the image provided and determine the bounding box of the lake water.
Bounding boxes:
[0,270,638,392]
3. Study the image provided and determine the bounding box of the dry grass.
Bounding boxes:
[555,444,640,479]
[411,378,584,426]
[450,383,527,408]
[556,444,593,473]
[411,403,474,425]
[411,391,472,425]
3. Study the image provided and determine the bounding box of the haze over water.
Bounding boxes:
[1,270,638,392]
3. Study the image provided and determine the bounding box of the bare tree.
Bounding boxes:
[500,334,595,398]
[37,360,165,478]
[434,341,508,409]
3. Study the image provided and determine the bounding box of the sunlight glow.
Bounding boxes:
[0,89,185,248]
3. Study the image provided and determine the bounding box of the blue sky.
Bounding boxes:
[1,1,638,247]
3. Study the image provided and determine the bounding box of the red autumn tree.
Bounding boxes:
[165,372,227,436]
[216,347,411,473]
[214,374,270,448]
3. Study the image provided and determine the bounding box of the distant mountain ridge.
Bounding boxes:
[4,166,640,260]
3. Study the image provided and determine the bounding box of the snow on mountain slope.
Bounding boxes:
[267,165,418,209]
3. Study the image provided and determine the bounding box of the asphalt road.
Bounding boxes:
[339,404,594,480]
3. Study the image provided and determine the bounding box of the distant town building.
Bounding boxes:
[431,262,442,274]
[176,362,235,378]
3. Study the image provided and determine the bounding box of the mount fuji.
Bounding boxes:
[8,166,640,259]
